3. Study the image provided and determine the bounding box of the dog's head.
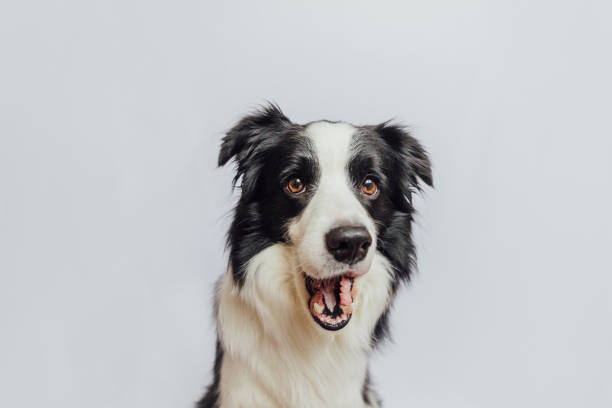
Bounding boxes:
[219,104,432,333]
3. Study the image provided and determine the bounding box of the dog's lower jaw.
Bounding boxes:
[209,244,392,408]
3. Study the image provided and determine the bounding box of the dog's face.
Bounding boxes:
[219,105,432,334]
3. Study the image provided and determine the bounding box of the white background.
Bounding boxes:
[1,1,611,407]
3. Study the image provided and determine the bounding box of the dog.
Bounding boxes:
[198,104,432,408]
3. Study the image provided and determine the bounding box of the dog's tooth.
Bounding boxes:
[351,284,358,299]
[313,303,324,315]
[340,304,353,314]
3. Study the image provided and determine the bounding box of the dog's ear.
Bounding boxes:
[375,122,433,211]
[218,104,292,200]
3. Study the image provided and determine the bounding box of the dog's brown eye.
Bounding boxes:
[286,178,305,194]
[361,178,377,196]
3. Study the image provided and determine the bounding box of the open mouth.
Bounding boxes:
[305,273,355,331]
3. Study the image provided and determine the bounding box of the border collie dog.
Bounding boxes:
[198,104,432,408]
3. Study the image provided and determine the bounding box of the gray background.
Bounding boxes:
[1,1,611,407]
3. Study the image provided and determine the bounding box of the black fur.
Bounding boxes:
[361,369,381,405]
[196,339,223,408]
[218,104,318,286]
[198,104,432,406]
[348,124,432,346]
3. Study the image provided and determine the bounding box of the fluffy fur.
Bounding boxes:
[198,104,432,408]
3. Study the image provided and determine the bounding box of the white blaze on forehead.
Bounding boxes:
[304,121,356,176]
[303,121,363,221]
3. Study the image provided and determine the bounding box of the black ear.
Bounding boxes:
[218,104,292,199]
[375,122,433,211]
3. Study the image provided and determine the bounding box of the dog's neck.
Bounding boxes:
[213,244,392,407]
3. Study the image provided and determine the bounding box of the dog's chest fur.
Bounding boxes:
[214,245,391,408]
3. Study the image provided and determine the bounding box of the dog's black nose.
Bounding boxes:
[325,226,372,265]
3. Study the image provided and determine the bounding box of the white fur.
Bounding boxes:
[288,121,377,280]
[217,246,392,407]
[215,122,393,407]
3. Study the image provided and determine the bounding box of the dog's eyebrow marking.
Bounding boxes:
[278,149,318,183]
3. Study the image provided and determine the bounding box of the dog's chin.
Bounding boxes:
[303,272,359,331]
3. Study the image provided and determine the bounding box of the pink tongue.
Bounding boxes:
[322,280,337,311]
[339,276,352,306]
[309,276,354,316]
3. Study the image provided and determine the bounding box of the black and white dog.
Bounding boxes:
[198,104,432,408]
